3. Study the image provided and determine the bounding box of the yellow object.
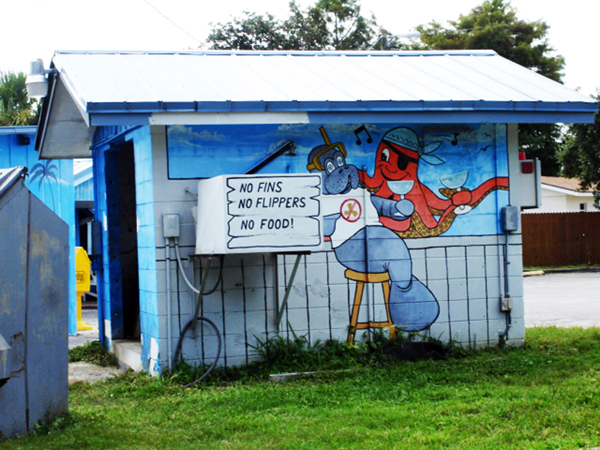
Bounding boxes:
[345,269,396,346]
[75,247,93,331]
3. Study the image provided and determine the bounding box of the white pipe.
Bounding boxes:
[174,242,200,294]
[362,166,371,338]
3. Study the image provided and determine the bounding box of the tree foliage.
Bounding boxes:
[416,0,564,81]
[559,96,600,208]
[206,12,288,51]
[0,71,39,126]
[207,0,388,51]
[206,0,590,179]
[414,0,566,176]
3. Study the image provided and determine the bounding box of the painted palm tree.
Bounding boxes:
[29,160,59,211]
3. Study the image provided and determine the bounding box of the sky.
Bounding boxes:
[2,0,598,98]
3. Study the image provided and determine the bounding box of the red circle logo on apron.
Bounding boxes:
[340,199,362,222]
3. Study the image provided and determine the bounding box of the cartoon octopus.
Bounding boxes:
[359,127,509,238]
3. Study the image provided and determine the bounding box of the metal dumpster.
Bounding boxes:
[0,167,69,438]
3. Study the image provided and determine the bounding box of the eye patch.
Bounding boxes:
[385,141,419,170]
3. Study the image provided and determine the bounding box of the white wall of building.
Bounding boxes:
[142,125,525,372]
[525,186,598,213]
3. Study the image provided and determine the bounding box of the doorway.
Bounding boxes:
[104,141,140,339]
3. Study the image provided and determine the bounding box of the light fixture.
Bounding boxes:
[25,59,56,99]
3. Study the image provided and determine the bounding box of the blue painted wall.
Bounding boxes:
[131,127,159,370]
[0,127,76,335]
[91,122,523,373]
[92,127,158,364]
[167,123,509,237]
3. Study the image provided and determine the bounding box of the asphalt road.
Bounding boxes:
[524,271,600,328]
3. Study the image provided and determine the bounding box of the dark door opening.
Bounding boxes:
[105,141,140,339]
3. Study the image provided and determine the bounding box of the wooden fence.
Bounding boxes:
[521,212,600,267]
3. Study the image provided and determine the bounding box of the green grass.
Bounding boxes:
[68,340,117,367]
[4,327,600,449]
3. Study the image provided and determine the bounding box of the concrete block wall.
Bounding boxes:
[162,234,524,370]
[143,125,523,373]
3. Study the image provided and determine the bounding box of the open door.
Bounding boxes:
[104,141,140,339]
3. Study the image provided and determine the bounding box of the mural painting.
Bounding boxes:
[358,126,509,238]
[168,123,510,343]
[29,160,59,211]
[307,126,438,343]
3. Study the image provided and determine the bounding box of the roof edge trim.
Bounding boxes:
[0,126,37,135]
[542,184,593,196]
[53,49,499,58]
[85,100,598,115]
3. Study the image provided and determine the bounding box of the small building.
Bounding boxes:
[524,176,599,213]
[0,126,77,334]
[32,50,597,374]
[73,159,95,249]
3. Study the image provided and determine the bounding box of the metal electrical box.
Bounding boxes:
[195,174,323,254]
[0,167,69,438]
[502,205,520,232]
[519,158,542,209]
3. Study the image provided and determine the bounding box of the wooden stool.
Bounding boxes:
[345,269,396,345]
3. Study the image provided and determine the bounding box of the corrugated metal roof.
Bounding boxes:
[73,159,93,182]
[37,50,598,158]
[52,50,594,114]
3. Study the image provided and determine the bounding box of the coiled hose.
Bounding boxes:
[172,315,222,387]
[172,243,224,386]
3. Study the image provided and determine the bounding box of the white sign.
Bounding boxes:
[226,175,321,250]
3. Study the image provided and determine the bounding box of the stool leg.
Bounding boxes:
[347,281,365,345]
[382,280,396,340]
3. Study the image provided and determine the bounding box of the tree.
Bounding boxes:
[207,0,389,51]
[0,71,39,126]
[414,0,566,176]
[206,12,290,51]
[558,96,600,208]
[206,0,576,177]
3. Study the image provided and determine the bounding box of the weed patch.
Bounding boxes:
[68,341,117,367]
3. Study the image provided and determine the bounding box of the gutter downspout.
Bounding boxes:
[35,70,58,157]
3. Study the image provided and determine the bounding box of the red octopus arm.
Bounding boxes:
[467,177,509,205]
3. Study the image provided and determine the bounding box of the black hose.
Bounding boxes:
[172,316,222,387]
[202,255,225,296]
